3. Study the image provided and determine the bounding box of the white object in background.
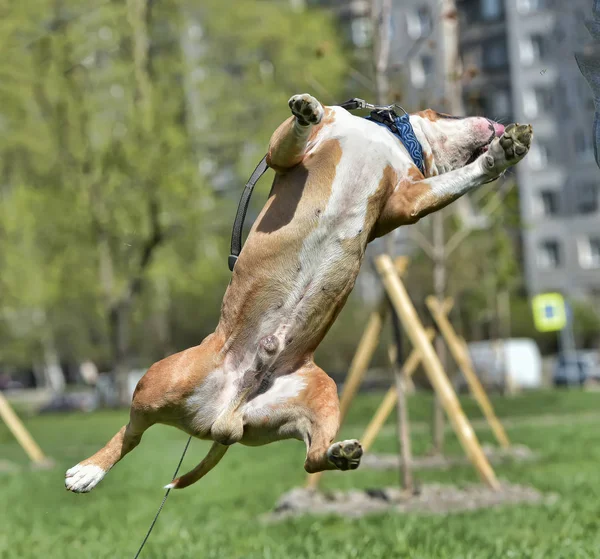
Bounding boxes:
[467,338,542,390]
[127,370,146,402]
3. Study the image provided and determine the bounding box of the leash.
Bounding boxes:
[227,98,418,272]
[132,435,192,559]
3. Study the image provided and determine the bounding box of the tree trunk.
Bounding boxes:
[431,212,446,455]
[429,0,465,456]
[109,301,133,406]
[390,303,413,493]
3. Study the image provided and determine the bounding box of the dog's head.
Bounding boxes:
[410,109,505,176]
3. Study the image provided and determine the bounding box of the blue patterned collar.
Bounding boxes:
[366,109,425,174]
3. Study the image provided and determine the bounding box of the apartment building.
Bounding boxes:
[386,0,598,299]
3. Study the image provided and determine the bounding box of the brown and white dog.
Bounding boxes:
[65,94,532,493]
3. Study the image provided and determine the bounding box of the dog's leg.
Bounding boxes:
[374,123,532,236]
[293,366,363,474]
[243,365,363,474]
[65,412,152,493]
[304,414,363,474]
[266,93,324,170]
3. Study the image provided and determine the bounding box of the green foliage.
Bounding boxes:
[404,182,524,342]
[0,0,350,371]
[571,299,600,347]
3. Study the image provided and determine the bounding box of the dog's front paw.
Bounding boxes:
[482,123,533,175]
[288,93,324,126]
[327,439,363,471]
[65,463,106,493]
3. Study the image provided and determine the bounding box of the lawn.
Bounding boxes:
[1,390,599,558]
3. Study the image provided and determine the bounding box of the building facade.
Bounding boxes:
[380,0,599,299]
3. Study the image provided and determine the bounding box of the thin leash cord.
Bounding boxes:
[133,435,192,559]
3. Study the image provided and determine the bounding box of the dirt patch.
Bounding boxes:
[0,458,54,475]
[267,482,555,521]
[362,444,536,471]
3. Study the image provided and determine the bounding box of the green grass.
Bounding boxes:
[1,390,599,558]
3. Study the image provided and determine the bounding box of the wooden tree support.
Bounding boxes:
[0,391,48,464]
[376,255,499,490]
[426,296,510,449]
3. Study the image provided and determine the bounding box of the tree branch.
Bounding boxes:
[126,196,164,301]
[409,227,436,260]
[445,180,516,257]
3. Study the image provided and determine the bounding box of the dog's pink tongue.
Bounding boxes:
[493,122,505,136]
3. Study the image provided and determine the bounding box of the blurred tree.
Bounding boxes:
[0,0,350,402]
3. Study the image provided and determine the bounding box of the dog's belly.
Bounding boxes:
[217,115,405,368]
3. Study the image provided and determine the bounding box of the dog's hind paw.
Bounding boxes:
[65,463,106,493]
[288,93,324,126]
[327,439,363,471]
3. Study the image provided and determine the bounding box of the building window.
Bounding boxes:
[578,238,600,269]
[422,55,434,78]
[535,87,554,111]
[537,240,561,269]
[490,89,511,120]
[411,55,434,88]
[553,22,567,44]
[528,143,549,169]
[517,0,550,13]
[350,17,371,48]
[555,81,570,116]
[523,87,554,118]
[481,0,503,20]
[576,182,599,214]
[406,6,432,40]
[535,190,559,216]
[574,130,594,161]
[482,38,508,70]
[520,34,547,65]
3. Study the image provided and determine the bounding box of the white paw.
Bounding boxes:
[65,463,106,493]
[483,123,533,175]
[288,93,324,126]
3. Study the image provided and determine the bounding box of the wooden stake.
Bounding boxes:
[0,391,47,463]
[361,328,435,452]
[426,296,510,449]
[376,255,500,490]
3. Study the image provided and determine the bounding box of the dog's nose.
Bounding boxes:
[493,122,505,136]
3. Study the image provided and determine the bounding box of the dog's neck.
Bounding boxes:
[409,116,443,177]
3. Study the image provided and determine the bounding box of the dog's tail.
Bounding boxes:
[165,441,229,490]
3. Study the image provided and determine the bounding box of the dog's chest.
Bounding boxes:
[218,109,415,369]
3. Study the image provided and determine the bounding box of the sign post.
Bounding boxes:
[531,293,578,385]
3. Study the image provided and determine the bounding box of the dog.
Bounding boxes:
[65,93,532,492]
